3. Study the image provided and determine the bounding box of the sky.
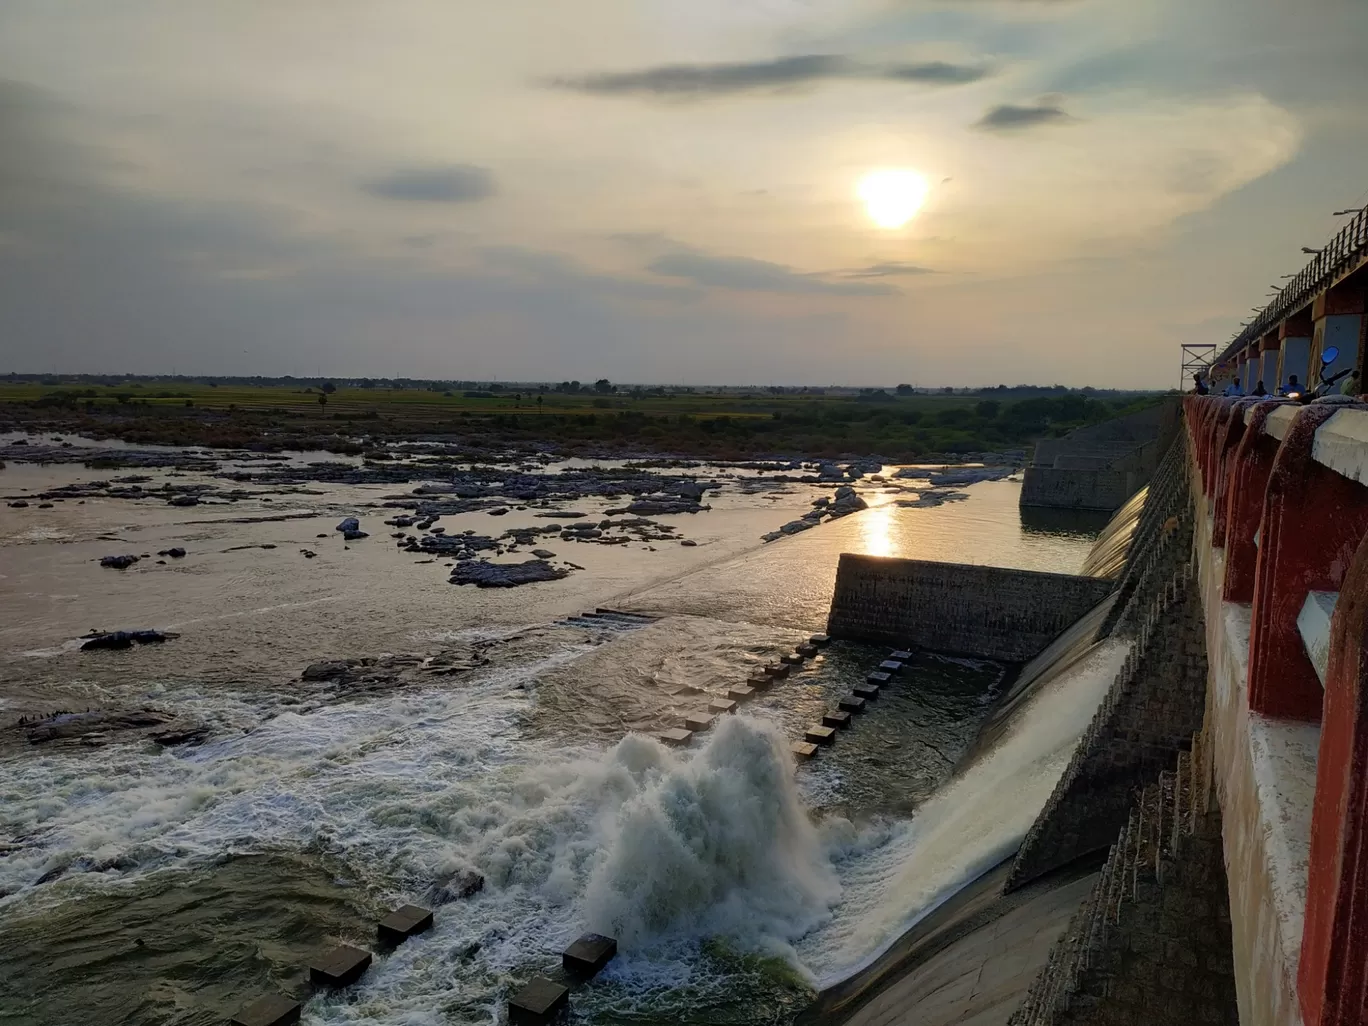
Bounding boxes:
[1,0,1366,388]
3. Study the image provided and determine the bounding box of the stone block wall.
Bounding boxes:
[1022,401,1181,513]
[1006,562,1209,890]
[1010,733,1239,1026]
[1100,436,1191,637]
[1020,467,1139,512]
[825,556,1117,661]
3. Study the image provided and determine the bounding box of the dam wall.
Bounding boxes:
[1006,563,1208,890]
[1021,401,1181,513]
[1009,392,1368,1026]
[1019,468,1141,513]
[1011,731,1239,1026]
[825,555,1115,661]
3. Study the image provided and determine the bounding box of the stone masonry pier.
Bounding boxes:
[826,555,1115,661]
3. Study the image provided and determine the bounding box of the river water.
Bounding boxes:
[0,445,1107,1026]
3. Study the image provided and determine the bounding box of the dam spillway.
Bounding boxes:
[831,215,1368,1026]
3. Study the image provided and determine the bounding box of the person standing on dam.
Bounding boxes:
[1277,375,1300,396]
[1192,373,1209,395]
[1224,380,1245,396]
[1252,380,1268,396]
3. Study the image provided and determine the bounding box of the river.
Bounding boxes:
[0,442,1105,1026]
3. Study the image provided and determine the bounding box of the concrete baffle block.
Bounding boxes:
[822,710,852,730]
[657,728,692,747]
[889,649,912,661]
[747,674,771,690]
[805,725,836,746]
[809,633,831,647]
[838,694,866,712]
[877,660,904,675]
[377,904,433,947]
[780,653,804,664]
[853,682,880,699]
[309,944,372,988]
[508,976,570,1026]
[796,643,819,658]
[790,740,819,761]
[684,713,714,732]
[763,663,791,678]
[562,932,618,977]
[709,698,736,714]
[230,994,301,1026]
[727,685,755,701]
[866,671,892,685]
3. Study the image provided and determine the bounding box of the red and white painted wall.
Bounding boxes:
[1186,393,1368,1026]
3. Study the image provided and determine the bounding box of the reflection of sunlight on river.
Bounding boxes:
[859,501,895,557]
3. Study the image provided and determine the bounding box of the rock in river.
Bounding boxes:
[80,629,177,650]
[99,554,141,569]
[302,660,352,681]
[336,516,361,533]
[449,559,570,588]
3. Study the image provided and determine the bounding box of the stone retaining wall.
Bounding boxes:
[1020,467,1143,512]
[1008,439,1207,890]
[1010,732,1239,1026]
[825,556,1116,661]
[1007,565,1208,890]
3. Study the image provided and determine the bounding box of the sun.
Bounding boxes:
[857,169,929,229]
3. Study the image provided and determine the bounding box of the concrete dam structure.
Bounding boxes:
[1020,400,1181,513]
[817,208,1368,1026]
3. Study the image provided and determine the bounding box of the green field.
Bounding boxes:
[0,379,1168,460]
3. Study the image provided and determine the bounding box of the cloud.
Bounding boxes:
[883,61,990,85]
[481,246,698,303]
[552,55,987,98]
[975,102,1073,130]
[648,250,897,296]
[363,165,495,202]
[846,262,937,278]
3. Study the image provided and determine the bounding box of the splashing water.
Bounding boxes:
[585,717,839,956]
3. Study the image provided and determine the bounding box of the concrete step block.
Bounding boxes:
[562,932,618,977]
[809,633,831,647]
[726,685,755,701]
[877,660,904,675]
[790,740,819,760]
[309,944,372,988]
[746,674,771,689]
[853,683,880,699]
[822,710,852,729]
[509,976,570,1026]
[804,725,836,746]
[230,994,301,1026]
[780,653,804,664]
[796,643,819,657]
[838,694,866,712]
[866,671,891,685]
[763,663,791,678]
[709,698,736,714]
[377,904,434,946]
[889,649,913,661]
[683,713,715,732]
[657,727,693,747]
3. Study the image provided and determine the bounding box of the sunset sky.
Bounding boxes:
[2,0,1365,387]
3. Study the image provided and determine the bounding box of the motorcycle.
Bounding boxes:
[1284,346,1354,403]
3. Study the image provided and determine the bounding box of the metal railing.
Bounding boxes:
[1219,206,1368,363]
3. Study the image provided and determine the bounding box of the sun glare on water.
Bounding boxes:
[857,169,929,229]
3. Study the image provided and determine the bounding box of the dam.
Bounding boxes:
[815,206,1368,1026]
